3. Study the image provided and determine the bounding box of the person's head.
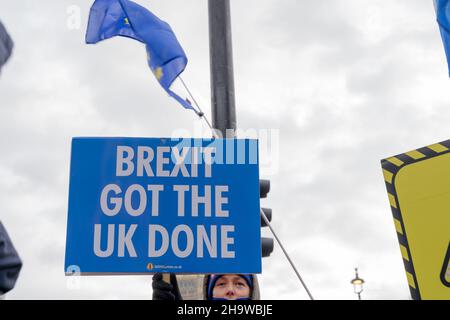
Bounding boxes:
[207,274,253,300]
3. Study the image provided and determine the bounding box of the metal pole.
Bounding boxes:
[208,0,237,138]
[261,209,315,300]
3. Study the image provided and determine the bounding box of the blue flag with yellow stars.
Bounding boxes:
[435,0,450,76]
[86,0,194,111]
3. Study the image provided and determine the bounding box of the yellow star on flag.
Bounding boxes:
[154,67,163,80]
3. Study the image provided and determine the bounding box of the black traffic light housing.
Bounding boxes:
[260,179,274,257]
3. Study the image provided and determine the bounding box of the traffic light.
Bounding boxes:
[260,179,274,258]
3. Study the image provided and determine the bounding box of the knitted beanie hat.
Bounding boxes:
[207,274,253,299]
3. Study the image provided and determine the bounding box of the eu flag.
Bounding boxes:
[435,0,450,76]
[86,0,194,110]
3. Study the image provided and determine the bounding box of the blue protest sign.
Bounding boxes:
[65,137,261,274]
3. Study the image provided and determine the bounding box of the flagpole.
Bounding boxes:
[260,209,314,300]
[179,77,219,139]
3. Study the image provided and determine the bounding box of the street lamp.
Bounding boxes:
[351,267,365,300]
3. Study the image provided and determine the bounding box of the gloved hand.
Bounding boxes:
[0,222,22,295]
[152,273,183,300]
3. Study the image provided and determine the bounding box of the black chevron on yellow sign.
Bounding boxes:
[381,140,450,300]
[441,243,450,287]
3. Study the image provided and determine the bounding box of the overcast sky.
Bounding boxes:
[0,0,449,300]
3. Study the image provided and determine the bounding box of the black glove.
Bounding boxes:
[0,222,22,294]
[152,273,182,300]
[0,20,14,70]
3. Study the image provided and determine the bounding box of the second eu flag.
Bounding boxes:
[435,0,450,76]
[86,0,194,110]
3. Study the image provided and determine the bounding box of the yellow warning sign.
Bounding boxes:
[382,141,450,300]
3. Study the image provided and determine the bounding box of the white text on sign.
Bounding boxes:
[93,145,236,260]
